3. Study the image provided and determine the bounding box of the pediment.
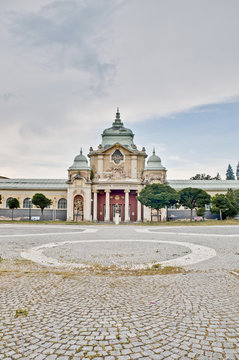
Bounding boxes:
[101,143,133,155]
[71,174,88,185]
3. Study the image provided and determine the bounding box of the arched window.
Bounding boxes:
[23,198,32,208]
[6,197,13,208]
[58,198,67,209]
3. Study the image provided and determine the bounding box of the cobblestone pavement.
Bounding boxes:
[0,224,238,359]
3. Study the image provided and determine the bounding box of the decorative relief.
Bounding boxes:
[73,189,84,196]
[103,166,127,180]
[74,199,83,211]
[75,179,83,187]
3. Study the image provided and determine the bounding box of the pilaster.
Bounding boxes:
[143,205,151,222]
[84,188,92,221]
[131,155,137,178]
[67,187,73,221]
[98,155,104,177]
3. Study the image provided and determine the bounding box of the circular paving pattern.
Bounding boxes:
[21,239,216,269]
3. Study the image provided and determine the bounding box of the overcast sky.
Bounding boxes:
[1,0,239,179]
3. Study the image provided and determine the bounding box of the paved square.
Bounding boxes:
[0,224,238,359]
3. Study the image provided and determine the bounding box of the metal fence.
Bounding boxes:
[0,208,67,221]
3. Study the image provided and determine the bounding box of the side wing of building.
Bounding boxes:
[0,179,67,221]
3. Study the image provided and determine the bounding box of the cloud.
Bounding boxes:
[9,0,123,93]
[0,0,239,178]
[108,0,239,122]
[0,93,14,101]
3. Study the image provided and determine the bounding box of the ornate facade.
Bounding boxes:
[67,108,167,222]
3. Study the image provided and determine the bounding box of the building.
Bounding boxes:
[0,109,239,222]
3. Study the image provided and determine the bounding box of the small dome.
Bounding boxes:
[145,149,166,170]
[69,149,90,170]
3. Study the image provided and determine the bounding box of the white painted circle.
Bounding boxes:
[21,238,217,269]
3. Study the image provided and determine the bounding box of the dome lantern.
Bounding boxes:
[101,108,135,149]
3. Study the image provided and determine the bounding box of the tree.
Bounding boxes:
[8,198,20,220]
[211,190,239,220]
[236,161,239,180]
[137,184,179,221]
[179,187,211,221]
[32,193,52,220]
[233,189,239,205]
[196,206,206,217]
[211,194,229,220]
[225,189,239,217]
[226,164,235,180]
[190,174,212,180]
[190,173,221,180]
[214,172,221,180]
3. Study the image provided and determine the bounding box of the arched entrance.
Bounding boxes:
[73,195,84,221]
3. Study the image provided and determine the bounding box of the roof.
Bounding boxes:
[145,149,166,170]
[101,109,135,149]
[168,180,239,191]
[1,178,238,191]
[0,179,67,190]
[69,149,91,170]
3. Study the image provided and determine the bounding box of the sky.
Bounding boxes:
[0,0,239,180]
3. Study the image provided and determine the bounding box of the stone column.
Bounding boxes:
[124,189,130,222]
[93,190,98,222]
[137,191,142,222]
[105,189,110,222]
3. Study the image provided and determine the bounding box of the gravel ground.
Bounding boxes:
[43,241,189,267]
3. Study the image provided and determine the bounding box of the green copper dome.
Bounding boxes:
[69,149,90,170]
[101,108,135,149]
[145,149,166,170]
